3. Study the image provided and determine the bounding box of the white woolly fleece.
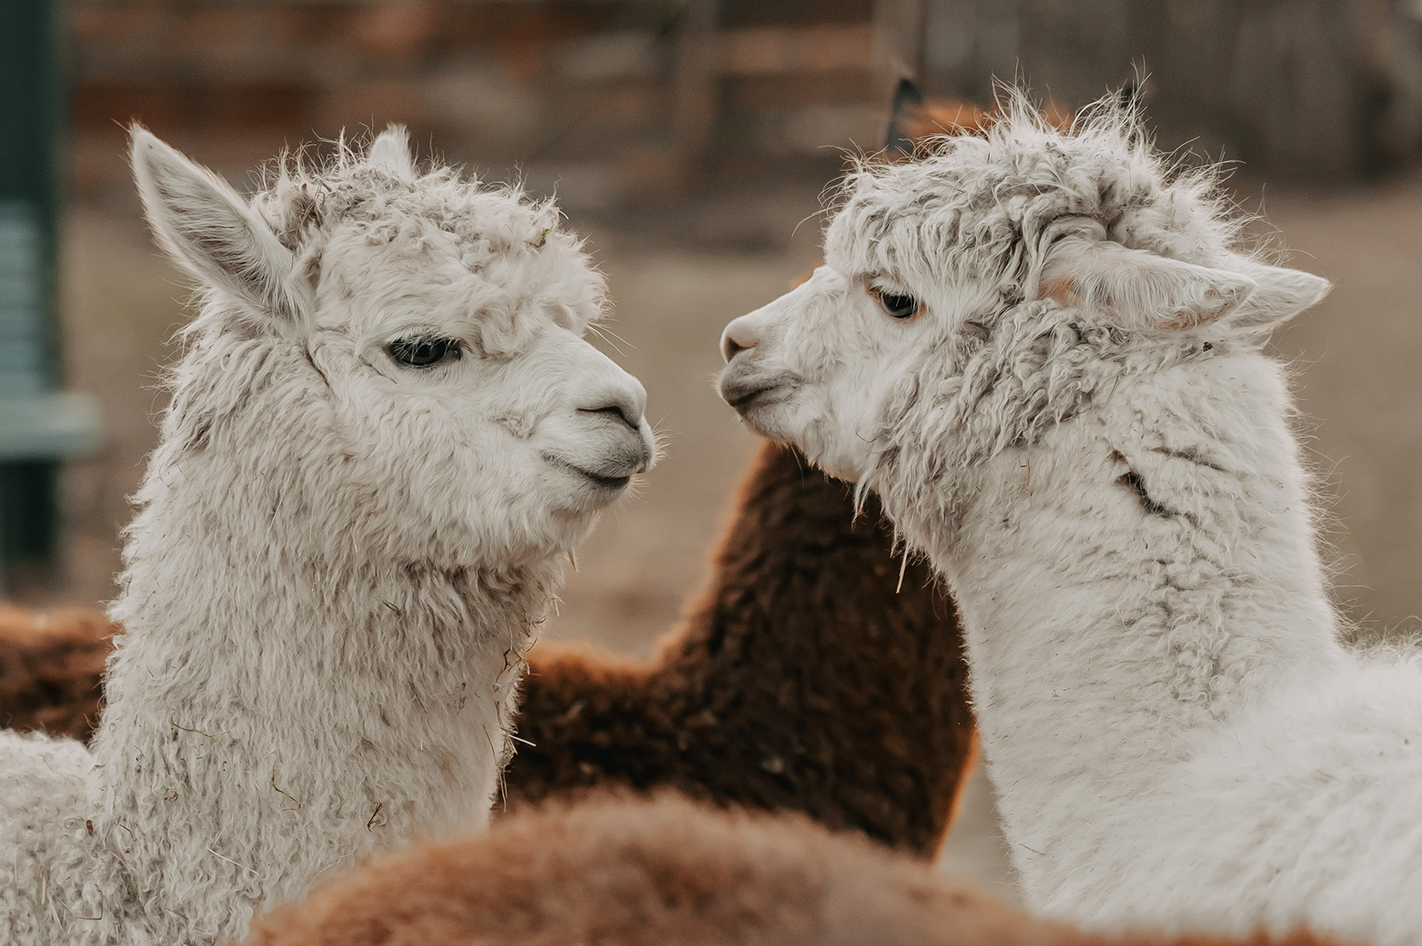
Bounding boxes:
[720,91,1421,945]
[0,127,653,946]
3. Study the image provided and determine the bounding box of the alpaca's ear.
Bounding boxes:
[1037,221,1256,332]
[131,127,306,329]
[1219,257,1331,329]
[367,126,415,180]
[885,78,926,156]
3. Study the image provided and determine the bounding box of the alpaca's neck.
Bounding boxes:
[894,355,1345,892]
[90,456,557,941]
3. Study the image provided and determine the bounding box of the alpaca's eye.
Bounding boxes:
[869,286,925,321]
[387,337,462,368]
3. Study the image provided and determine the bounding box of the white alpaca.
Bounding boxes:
[718,93,1422,946]
[0,126,654,946]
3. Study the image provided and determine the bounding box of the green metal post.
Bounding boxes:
[0,0,101,575]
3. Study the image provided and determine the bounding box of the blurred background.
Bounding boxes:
[5,0,1422,899]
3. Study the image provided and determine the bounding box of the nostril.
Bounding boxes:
[582,404,633,429]
[579,388,645,431]
[720,322,760,363]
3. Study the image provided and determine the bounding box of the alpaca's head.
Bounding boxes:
[718,92,1329,488]
[132,127,655,567]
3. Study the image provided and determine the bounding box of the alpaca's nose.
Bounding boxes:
[720,316,762,362]
[579,380,647,432]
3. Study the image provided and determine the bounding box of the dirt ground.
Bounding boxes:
[19,163,1422,900]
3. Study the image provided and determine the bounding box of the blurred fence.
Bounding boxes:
[68,0,904,213]
[67,0,1422,218]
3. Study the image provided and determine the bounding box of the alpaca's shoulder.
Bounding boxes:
[1220,656,1422,769]
[1067,659,1422,942]
[1167,657,1422,833]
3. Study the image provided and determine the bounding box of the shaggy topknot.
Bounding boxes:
[253,131,565,269]
[202,127,609,358]
[829,90,1246,303]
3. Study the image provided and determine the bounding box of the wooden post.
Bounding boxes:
[673,0,719,191]
[874,0,928,94]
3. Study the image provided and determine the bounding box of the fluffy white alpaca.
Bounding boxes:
[0,126,654,946]
[718,93,1422,945]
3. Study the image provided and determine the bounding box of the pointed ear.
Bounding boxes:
[1036,221,1256,332]
[367,125,415,180]
[131,127,307,328]
[885,78,927,156]
[1220,256,1331,329]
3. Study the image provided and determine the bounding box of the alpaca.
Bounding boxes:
[718,90,1422,944]
[0,440,975,857]
[0,125,654,946]
[241,791,1346,946]
[506,439,974,854]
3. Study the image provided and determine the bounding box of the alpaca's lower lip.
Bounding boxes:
[543,456,633,492]
[581,471,631,491]
[725,386,781,411]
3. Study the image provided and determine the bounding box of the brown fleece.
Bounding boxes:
[242,791,1351,946]
[0,605,111,740]
[505,441,974,855]
[0,443,975,855]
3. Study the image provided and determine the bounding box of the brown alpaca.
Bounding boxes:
[242,791,1350,946]
[0,443,974,855]
[506,441,973,853]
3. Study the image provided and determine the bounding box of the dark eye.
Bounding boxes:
[386,336,462,368]
[869,286,925,321]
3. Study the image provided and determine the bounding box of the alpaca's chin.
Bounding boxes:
[724,399,863,484]
[730,405,789,448]
[720,383,794,439]
[793,437,862,484]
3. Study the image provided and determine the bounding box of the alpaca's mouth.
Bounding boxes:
[580,470,631,491]
[542,454,634,492]
[718,370,799,414]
